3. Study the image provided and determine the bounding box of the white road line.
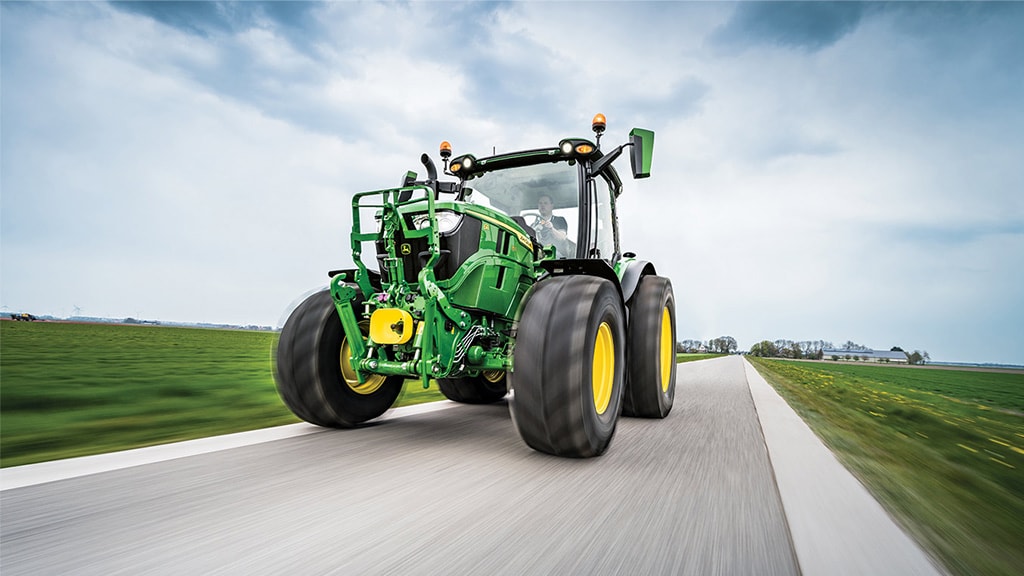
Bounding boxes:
[0,401,458,491]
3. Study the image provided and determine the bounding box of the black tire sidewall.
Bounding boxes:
[510,276,625,457]
[580,280,626,443]
[625,276,676,418]
[315,304,403,424]
[275,288,402,427]
[275,290,335,425]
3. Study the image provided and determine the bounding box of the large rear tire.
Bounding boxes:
[509,276,625,457]
[275,289,403,427]
[438,372,507,404]
[623,276,676,418]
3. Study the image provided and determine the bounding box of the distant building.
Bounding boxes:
[822,349,908,364]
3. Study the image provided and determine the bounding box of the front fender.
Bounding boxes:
[618,259,657,305]
[537,259,623,301]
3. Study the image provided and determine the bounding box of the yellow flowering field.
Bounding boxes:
[749,358,1023,576]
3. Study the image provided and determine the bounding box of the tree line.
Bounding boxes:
[747,340,930,365]
[676,336,737,355]
[676,337,931,365]
[748,339,839,360]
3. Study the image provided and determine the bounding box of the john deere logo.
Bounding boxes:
[400,243,411,255]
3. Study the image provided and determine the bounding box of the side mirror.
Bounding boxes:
[629,128,654,179]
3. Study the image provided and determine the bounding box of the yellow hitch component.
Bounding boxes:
[370,308,414,344]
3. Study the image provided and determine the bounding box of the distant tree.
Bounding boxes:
[906,350,931,365]
[747,338,830,359]
[706,337,738,354]
[749,340,779,357]
[793,341,827,360]
[890,346,905,353]
[774,339,793,356]
[679,339,703,353]
[709,338,720,353]
[841,340,869,352]
[715,336,738,354]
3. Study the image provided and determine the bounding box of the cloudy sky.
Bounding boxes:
[2,1,1022,364]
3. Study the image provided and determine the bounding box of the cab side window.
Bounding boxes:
[589,175,617,261]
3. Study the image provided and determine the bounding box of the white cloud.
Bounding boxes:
[2,2,1021,363]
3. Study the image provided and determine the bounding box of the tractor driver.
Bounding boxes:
[532,194,573,258]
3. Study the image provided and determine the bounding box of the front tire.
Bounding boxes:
[509,276,626,457]
[275,289,403,427]
[623,276,676,418]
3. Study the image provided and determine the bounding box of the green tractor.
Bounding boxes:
[275,114,676,457]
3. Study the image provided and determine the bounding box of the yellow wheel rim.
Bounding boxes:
[592,322,614,415]
[482,370,505,383]
[660,306,673,393]
[340,336,386,395]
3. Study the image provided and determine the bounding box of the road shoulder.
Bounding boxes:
[743,357,945,576]
[0,402,457,491]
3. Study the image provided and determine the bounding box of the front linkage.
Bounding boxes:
[333,183,525,392]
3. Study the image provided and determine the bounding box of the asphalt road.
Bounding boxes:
[1,358,799,575]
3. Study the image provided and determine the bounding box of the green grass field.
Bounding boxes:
[0,321,444,467]
[749,358,1024,576]
[676,353,725,363]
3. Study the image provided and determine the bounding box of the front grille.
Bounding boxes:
[377,214,481,283]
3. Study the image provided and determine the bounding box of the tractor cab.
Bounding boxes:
[439,115,654,265]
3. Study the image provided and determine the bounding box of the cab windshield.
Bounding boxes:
[464,162,579,258]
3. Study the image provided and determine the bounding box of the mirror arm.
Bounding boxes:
[589,143,629,176]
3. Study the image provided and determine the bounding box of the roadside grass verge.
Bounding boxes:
[1,321,445,468]
[676,353,725,363]
[748,358,1024,576]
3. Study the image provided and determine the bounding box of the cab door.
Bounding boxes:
[585,172,620,263]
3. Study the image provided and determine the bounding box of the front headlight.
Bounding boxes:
[413,210,464,234]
